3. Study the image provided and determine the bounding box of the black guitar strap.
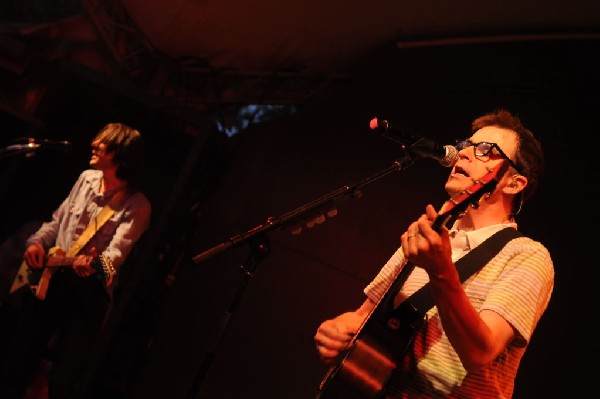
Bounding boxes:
[400,227,523,317]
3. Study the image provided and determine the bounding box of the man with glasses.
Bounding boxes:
[0,123,151,399]
[314,109,554,398]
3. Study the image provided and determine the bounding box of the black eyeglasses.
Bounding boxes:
[455,139,522,174]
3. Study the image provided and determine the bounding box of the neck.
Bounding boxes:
[100,168,126,193]
[456,196,513,231]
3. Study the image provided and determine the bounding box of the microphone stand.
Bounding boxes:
[0,139,72,159]
[0,145,37,159]
[187,151,416,399]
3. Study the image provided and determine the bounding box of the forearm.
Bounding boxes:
[428,268,509,371]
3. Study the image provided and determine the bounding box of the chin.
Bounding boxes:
[445,181,464,198]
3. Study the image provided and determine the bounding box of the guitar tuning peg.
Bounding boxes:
[290,225,302,235]
[326,208,338,218]
[314,214,326,224]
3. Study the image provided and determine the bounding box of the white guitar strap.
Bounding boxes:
[32,189,130,299]
[67,188,130,257]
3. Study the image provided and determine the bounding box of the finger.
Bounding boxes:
[418,213,440,242]
[425,204,438,221]
[417,214,431,235]
[31,253,43,268]
[410,227,423,243]
[320,320,355,343]
[321,325,351,342]
[439,226,450,242]
[407,222,420,239]
[317,349,339,365]
[316,334,347,351]
[401,230,411,249]
[319,347,343,363]
[402,222,418,254]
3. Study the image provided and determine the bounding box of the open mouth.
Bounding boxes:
[453,165,469,177]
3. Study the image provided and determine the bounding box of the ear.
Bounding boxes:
[503,174,527,195]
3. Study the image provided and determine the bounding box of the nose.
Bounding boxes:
[457,146,470,160]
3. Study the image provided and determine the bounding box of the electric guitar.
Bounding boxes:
[316,162,508,399]
[9,246,116,300]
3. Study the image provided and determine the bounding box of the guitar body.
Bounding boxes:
[9,246,115,300]
[317,267,424,399]
[316,162,509,399]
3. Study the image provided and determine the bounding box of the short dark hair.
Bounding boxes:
[93,123,145,186]
[471,109,544,211]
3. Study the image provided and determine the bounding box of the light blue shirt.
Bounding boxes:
[27,169,151,291]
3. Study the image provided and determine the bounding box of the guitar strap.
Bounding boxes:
[66,187,130,257]
[9,188,131,302]
[398,227,523,317]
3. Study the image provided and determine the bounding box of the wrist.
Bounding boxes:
[428,265,458,284]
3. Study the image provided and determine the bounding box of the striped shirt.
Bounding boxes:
[364,224,554,398]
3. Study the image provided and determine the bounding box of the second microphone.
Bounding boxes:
[370,117,458,167]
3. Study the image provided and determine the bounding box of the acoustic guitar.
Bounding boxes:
[316,162,508,399]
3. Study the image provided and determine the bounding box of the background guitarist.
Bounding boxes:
[314,109,554,398]
[0,123,151,399]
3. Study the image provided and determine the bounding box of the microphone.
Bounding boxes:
[370,117,458,167]
[38,139,73,152]
[4,143,41,152]
[4,138,72,153]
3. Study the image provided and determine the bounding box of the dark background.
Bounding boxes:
[1,2,599,398]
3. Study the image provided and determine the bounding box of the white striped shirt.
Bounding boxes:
[364,224,554,398]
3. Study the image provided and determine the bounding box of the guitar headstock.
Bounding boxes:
[97,255,116,287]
[433,161,510,231]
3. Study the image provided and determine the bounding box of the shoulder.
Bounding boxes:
[67,169,100,194]
[125,189,152,213]
[501,235,554,279]
[507,235,551,259]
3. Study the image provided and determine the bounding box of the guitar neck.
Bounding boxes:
[316,162,509,399]
[45,256,79,268]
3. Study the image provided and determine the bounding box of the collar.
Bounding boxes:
[84,169,127,198]
[449,221,518,253]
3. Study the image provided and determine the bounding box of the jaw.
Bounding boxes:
[445,173,470,198]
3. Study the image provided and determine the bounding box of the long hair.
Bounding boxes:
[93,123,145,187]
